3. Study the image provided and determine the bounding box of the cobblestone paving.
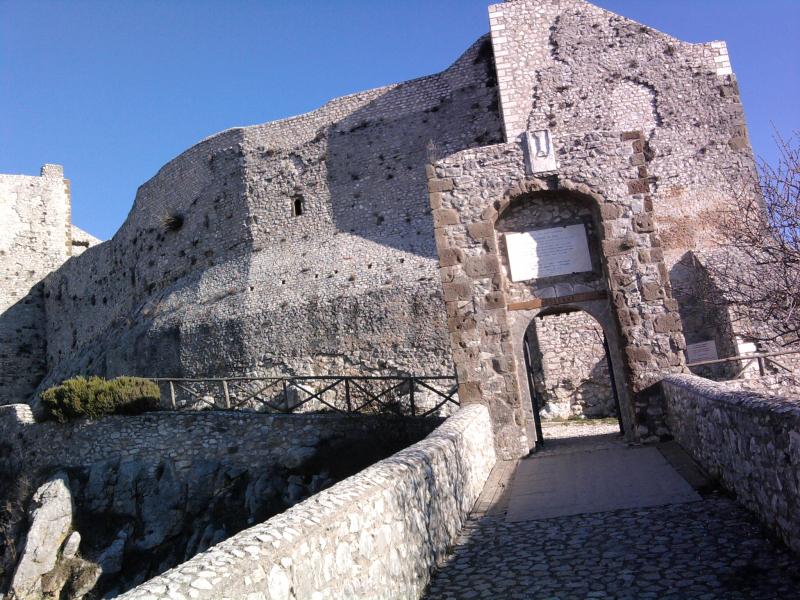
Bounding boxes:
[425,496,800,599]
[424,422,800,599]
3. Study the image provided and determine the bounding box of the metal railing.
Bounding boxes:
[151,375,459,418]
[686,349,800,378]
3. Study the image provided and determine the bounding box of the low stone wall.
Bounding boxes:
[0,406,441,597]
[661,375,800,553]
[120,404,496,600]
[0,405,438,475]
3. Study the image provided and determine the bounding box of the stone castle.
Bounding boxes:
[2,0,754,459]
[4,2,799,600]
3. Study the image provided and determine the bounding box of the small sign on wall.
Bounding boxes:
[686,340,718,363]
[505,224,592,282]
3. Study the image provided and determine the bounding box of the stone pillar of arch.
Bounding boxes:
[426,137,686,460]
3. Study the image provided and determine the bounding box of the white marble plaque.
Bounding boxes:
[737,340,757,355]
[686,340,718,363]
[505,224,592,282]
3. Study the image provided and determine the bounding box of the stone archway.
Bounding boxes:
[494,189,634,450]
[514,305,630,450]
[426,139,686,460]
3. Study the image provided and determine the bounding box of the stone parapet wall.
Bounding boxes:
[0,405,439,476]
[120,404,496,600]
[661,374,800,553]
[0,405,443,597]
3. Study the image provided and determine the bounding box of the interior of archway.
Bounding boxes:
[523,307,623,447]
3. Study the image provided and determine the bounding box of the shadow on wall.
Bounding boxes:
[0,284,47,405]
[669,251,738,380]
[324,36,503,258]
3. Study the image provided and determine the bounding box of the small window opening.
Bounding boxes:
[292,196,304,216]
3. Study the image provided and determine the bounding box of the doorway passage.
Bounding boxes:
[522,308,624,449]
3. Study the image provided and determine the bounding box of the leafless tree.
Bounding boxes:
[700,131,800,347]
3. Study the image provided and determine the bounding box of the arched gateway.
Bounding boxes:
[427,140,686,460]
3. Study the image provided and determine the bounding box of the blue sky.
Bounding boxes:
[2,0,798,240]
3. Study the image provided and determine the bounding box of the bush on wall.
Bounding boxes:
[40,376,161,422]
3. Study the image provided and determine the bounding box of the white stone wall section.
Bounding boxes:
[662,374,800,553]
[119,404,496,600]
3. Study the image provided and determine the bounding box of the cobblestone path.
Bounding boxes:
[423,422,800,600]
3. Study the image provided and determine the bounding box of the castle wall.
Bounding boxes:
[0,165,71,404]
[487,0,757,347]
[422,0,758,456]
[530,311,613,419]
[36,36,503,393]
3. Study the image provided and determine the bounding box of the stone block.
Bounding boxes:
[457,382,482,403]
[428,178,455,193]
[442,279,473,302]
[599,204,620,220]
[464,255,499,278]
[633,214,655,233]
[439,248,464,268]
[654,313,682,333]
[485,291,506,309]
[433,208,461,228]
[447,313,478,333]
[626,346,652,363]
[620,131,643,142]
[467,221,495,241]
[627,179,650,195]
[641,281,663,302]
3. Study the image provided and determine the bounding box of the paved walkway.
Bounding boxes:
[424,421,800,599]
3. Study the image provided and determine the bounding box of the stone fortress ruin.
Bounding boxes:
[3,1,797,598]
[2,0,756,456]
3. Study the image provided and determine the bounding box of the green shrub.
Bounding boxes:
[40,376,161,422]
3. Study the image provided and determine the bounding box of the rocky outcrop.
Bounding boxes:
[1,410,439,598]
[9,473,74,599]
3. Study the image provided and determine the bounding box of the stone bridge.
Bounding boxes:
[112,373,799,599]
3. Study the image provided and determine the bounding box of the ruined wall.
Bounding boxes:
[662,374,800,554]
[489,0,757,345]
[120,405,496,600]
[1,166,72,404]
[0,404,439,597]
[530,311,613,419]
[36,36,503,395]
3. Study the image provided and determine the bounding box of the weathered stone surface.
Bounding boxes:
[2,34,506,408]
[10,472,74,599]
[528,311,615,419]
[119,405,496,600]
[1,409,440,598]
[662,374,800,554]
[61,531,81,559]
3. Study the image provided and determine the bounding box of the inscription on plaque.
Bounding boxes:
[505,224,592,282]
[686,340,718,363]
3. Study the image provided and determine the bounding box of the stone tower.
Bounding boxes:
[0,165,99,403]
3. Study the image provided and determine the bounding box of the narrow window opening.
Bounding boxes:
[292,196,304,216]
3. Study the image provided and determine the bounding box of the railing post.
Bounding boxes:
[282,379,289,413]
[758,356,765,376]
[345,378,352,413]
[409,377,416,417]
[169,381,177,410]
[222,380,231,409]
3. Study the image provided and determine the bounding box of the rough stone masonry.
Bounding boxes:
[0,0,758,457]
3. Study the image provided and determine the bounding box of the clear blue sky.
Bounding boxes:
[2,0,798,240]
